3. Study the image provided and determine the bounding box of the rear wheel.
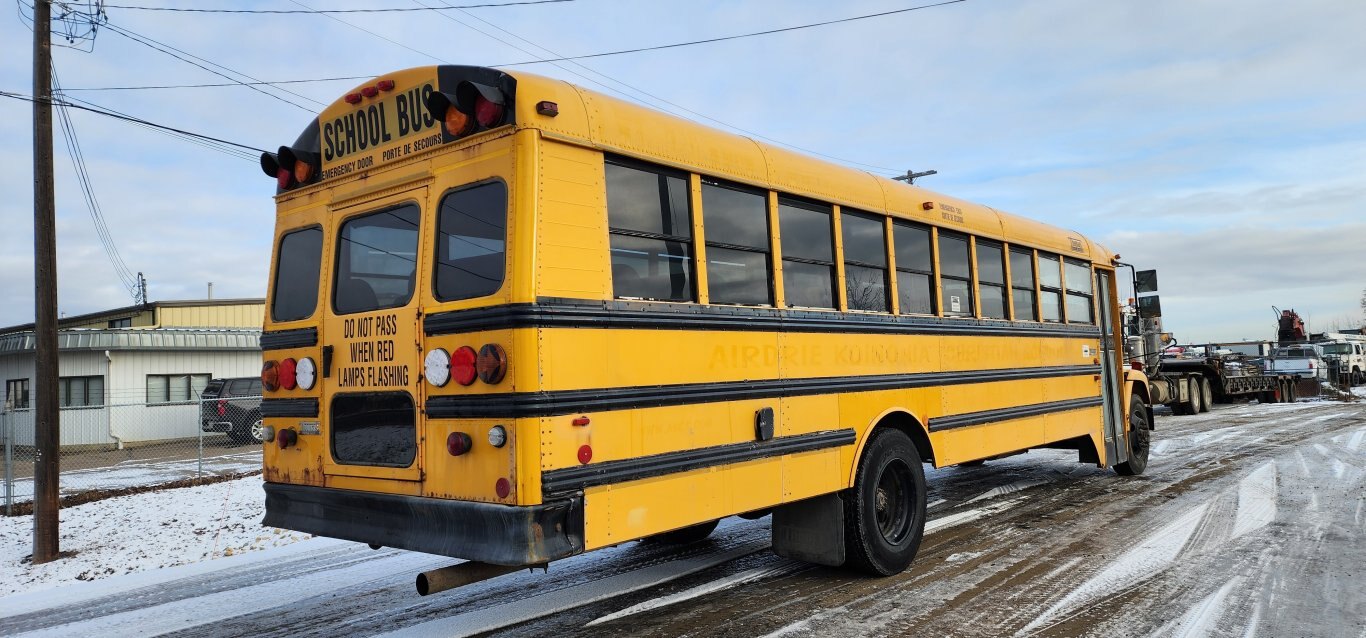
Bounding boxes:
[843,429,926,576]
[1187,379,1204,414]
[1199,377,1214,411]
[1115,395,1150,476]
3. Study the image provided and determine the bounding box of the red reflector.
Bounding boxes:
[276,167,293,190]
[1130,361,1144,371]
[921,201,934,210]
[344,92,362,105]
[376,79,395,92]
[572,416,590,427]
[495,478,511,499]
[361,85,379,98]
[474,95,504,128]
[476,343,507,385]
[451,346,478,386]
[277,428,298,449]
[261,360,280,392]
[577,445,592,465]
[447,432,473,456]
[535,100,559,117]
[278,357,298,390]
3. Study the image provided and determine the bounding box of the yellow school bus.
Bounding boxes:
[256,65,1152,580]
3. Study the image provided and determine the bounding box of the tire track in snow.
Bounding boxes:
[1159,577,1240,638]
[1232,462,1276,540]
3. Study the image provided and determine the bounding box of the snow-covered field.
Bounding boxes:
[5,451,262,503]
[0,475,309,596]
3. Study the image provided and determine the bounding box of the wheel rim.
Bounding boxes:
[874,459,914,544]
[250,419,265,442]
[1130,413,1150,458]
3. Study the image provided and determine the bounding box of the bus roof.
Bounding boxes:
[293,66,1113,264]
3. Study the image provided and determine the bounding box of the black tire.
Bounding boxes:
[1115,395,1151,476]
[647,519,719,545]
[1187,379,1203,415]
[1199,377,1214,411]
[843,429,927,576]
[1287,381,1298,402]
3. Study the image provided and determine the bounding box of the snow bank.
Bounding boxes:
[0,475,308,597]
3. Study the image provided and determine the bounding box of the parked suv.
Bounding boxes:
[200,377,264,443]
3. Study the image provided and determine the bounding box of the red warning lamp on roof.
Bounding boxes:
[424,81,508,140]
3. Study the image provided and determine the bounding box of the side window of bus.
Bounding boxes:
[434,181,507,301]
[605,160,694,302]
[271,226,323,322]
[334,204,420,315]
[1064,258,1095,324]
[938,232,974,317]
[977,240,1007,319]
[1038,253,1063,322]
[841,210,888,312]
[892,222,935,315]
[701,180,771,305]
[1009,248,1038,321]
[778,199,836,309]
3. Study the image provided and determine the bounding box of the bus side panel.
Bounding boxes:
[534,139,610,301]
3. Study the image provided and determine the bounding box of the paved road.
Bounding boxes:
[2,400,1362,637]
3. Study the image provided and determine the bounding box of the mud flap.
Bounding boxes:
[771,492,845,567]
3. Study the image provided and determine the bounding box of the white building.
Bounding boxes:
[0,300,263,448]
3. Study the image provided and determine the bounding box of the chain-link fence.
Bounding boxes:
[1,394,263,515]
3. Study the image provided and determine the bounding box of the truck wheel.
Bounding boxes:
[1188,380,1204,414]
[843,429,926,576]
[1115,395,1150,476]
[1199,378,1213,413]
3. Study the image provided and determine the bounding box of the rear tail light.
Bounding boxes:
[277,428,298,449]
[487,425,507,448]
[217,399,227,416]
[278,358,298,390]
[476,344,507,384]
[424,348,452,387]
[451,346,478,386]
[261,360,280,392]
[447,432,473,456]
[495,478,511,499]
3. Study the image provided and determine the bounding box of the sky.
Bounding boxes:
[0,0,1362,342]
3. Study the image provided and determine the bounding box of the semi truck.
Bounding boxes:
[1121,268,1300,414]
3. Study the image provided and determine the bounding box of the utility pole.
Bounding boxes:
[32,0,61,564]
[892,169,937,185]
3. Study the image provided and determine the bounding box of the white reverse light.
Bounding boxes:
[487,425,507,448]
[295,357,317,390]
[425,348,452,387]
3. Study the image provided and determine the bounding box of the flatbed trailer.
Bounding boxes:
[1151,354,1300,414]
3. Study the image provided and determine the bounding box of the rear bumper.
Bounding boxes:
[261,482,585,566]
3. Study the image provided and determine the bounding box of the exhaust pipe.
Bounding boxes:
[416,561,543,596]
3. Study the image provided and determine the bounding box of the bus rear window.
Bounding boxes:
[271,227,323,322]
[435,181,507,301]
[334,205,420,315]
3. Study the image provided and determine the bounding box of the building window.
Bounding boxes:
[272,226,324,322]
[778,199,836,309]
[435,181,508,301]
[701,179,771,306]
[4,379,29,410]
[841,211,889,312]
[938,232,974,317]
[60,376,105,408]
[108,317,132,328]
[976,240,1008,319]
[334,204,421,315]
[147,374,211,404]
[606,159,694,302]
[1064,258,1095,324]
[1009,248,1038,321]
[892,222,936,315]
[1038,252,1064,322]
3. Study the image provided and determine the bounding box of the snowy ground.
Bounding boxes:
[0,397,1361,637]
[0,475,308,596]
[4,451,262,503]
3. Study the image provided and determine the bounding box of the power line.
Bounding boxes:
[284,0,448,65]
[101,0,574,13]
[99,20,324,112]
[59,93,260,161]
[423,0,902,173]
[60,75,374,92]
[0,90,268,156]
[492,0,968,67]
